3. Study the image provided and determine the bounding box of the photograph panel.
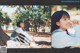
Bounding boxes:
[51,5,80,49]
[0,5,51,48]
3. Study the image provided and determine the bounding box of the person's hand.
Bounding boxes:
[67,20,79,28]
[32,39,35,42]
[31,37,35,42]
[66,20,74,28]
[70,20,79,25]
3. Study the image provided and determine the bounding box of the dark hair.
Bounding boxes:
[16,21,23,27]
[51,10,70,33]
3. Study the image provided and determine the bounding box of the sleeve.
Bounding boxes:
[15,28,33,41]
[74,25,80,38]
[52,32,75,48]
[67,28,75,37]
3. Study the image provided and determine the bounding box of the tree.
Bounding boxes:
[0,12,10,46]
[9,5,51,32]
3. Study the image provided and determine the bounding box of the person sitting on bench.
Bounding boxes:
[10,21,37,47]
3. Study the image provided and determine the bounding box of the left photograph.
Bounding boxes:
[0,5,51,48]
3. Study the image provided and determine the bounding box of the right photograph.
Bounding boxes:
[51,5,80,49]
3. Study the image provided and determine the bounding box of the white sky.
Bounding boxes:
[0,6,17,18]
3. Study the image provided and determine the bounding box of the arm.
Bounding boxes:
[67,20,80,37]
[52,32,75,48]
[73,25,80,38]
[15,28,33,41]
[52,31,80,48]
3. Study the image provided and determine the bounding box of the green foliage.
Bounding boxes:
[12,5,51,27]
[0,12,11,27]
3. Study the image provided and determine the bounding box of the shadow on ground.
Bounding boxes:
[35,41,51,45]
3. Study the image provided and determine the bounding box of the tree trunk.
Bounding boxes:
[0,27,10,46]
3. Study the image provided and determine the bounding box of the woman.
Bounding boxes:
[51,10,80,48]
[11,21,34,42]
[7,21,38,48]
